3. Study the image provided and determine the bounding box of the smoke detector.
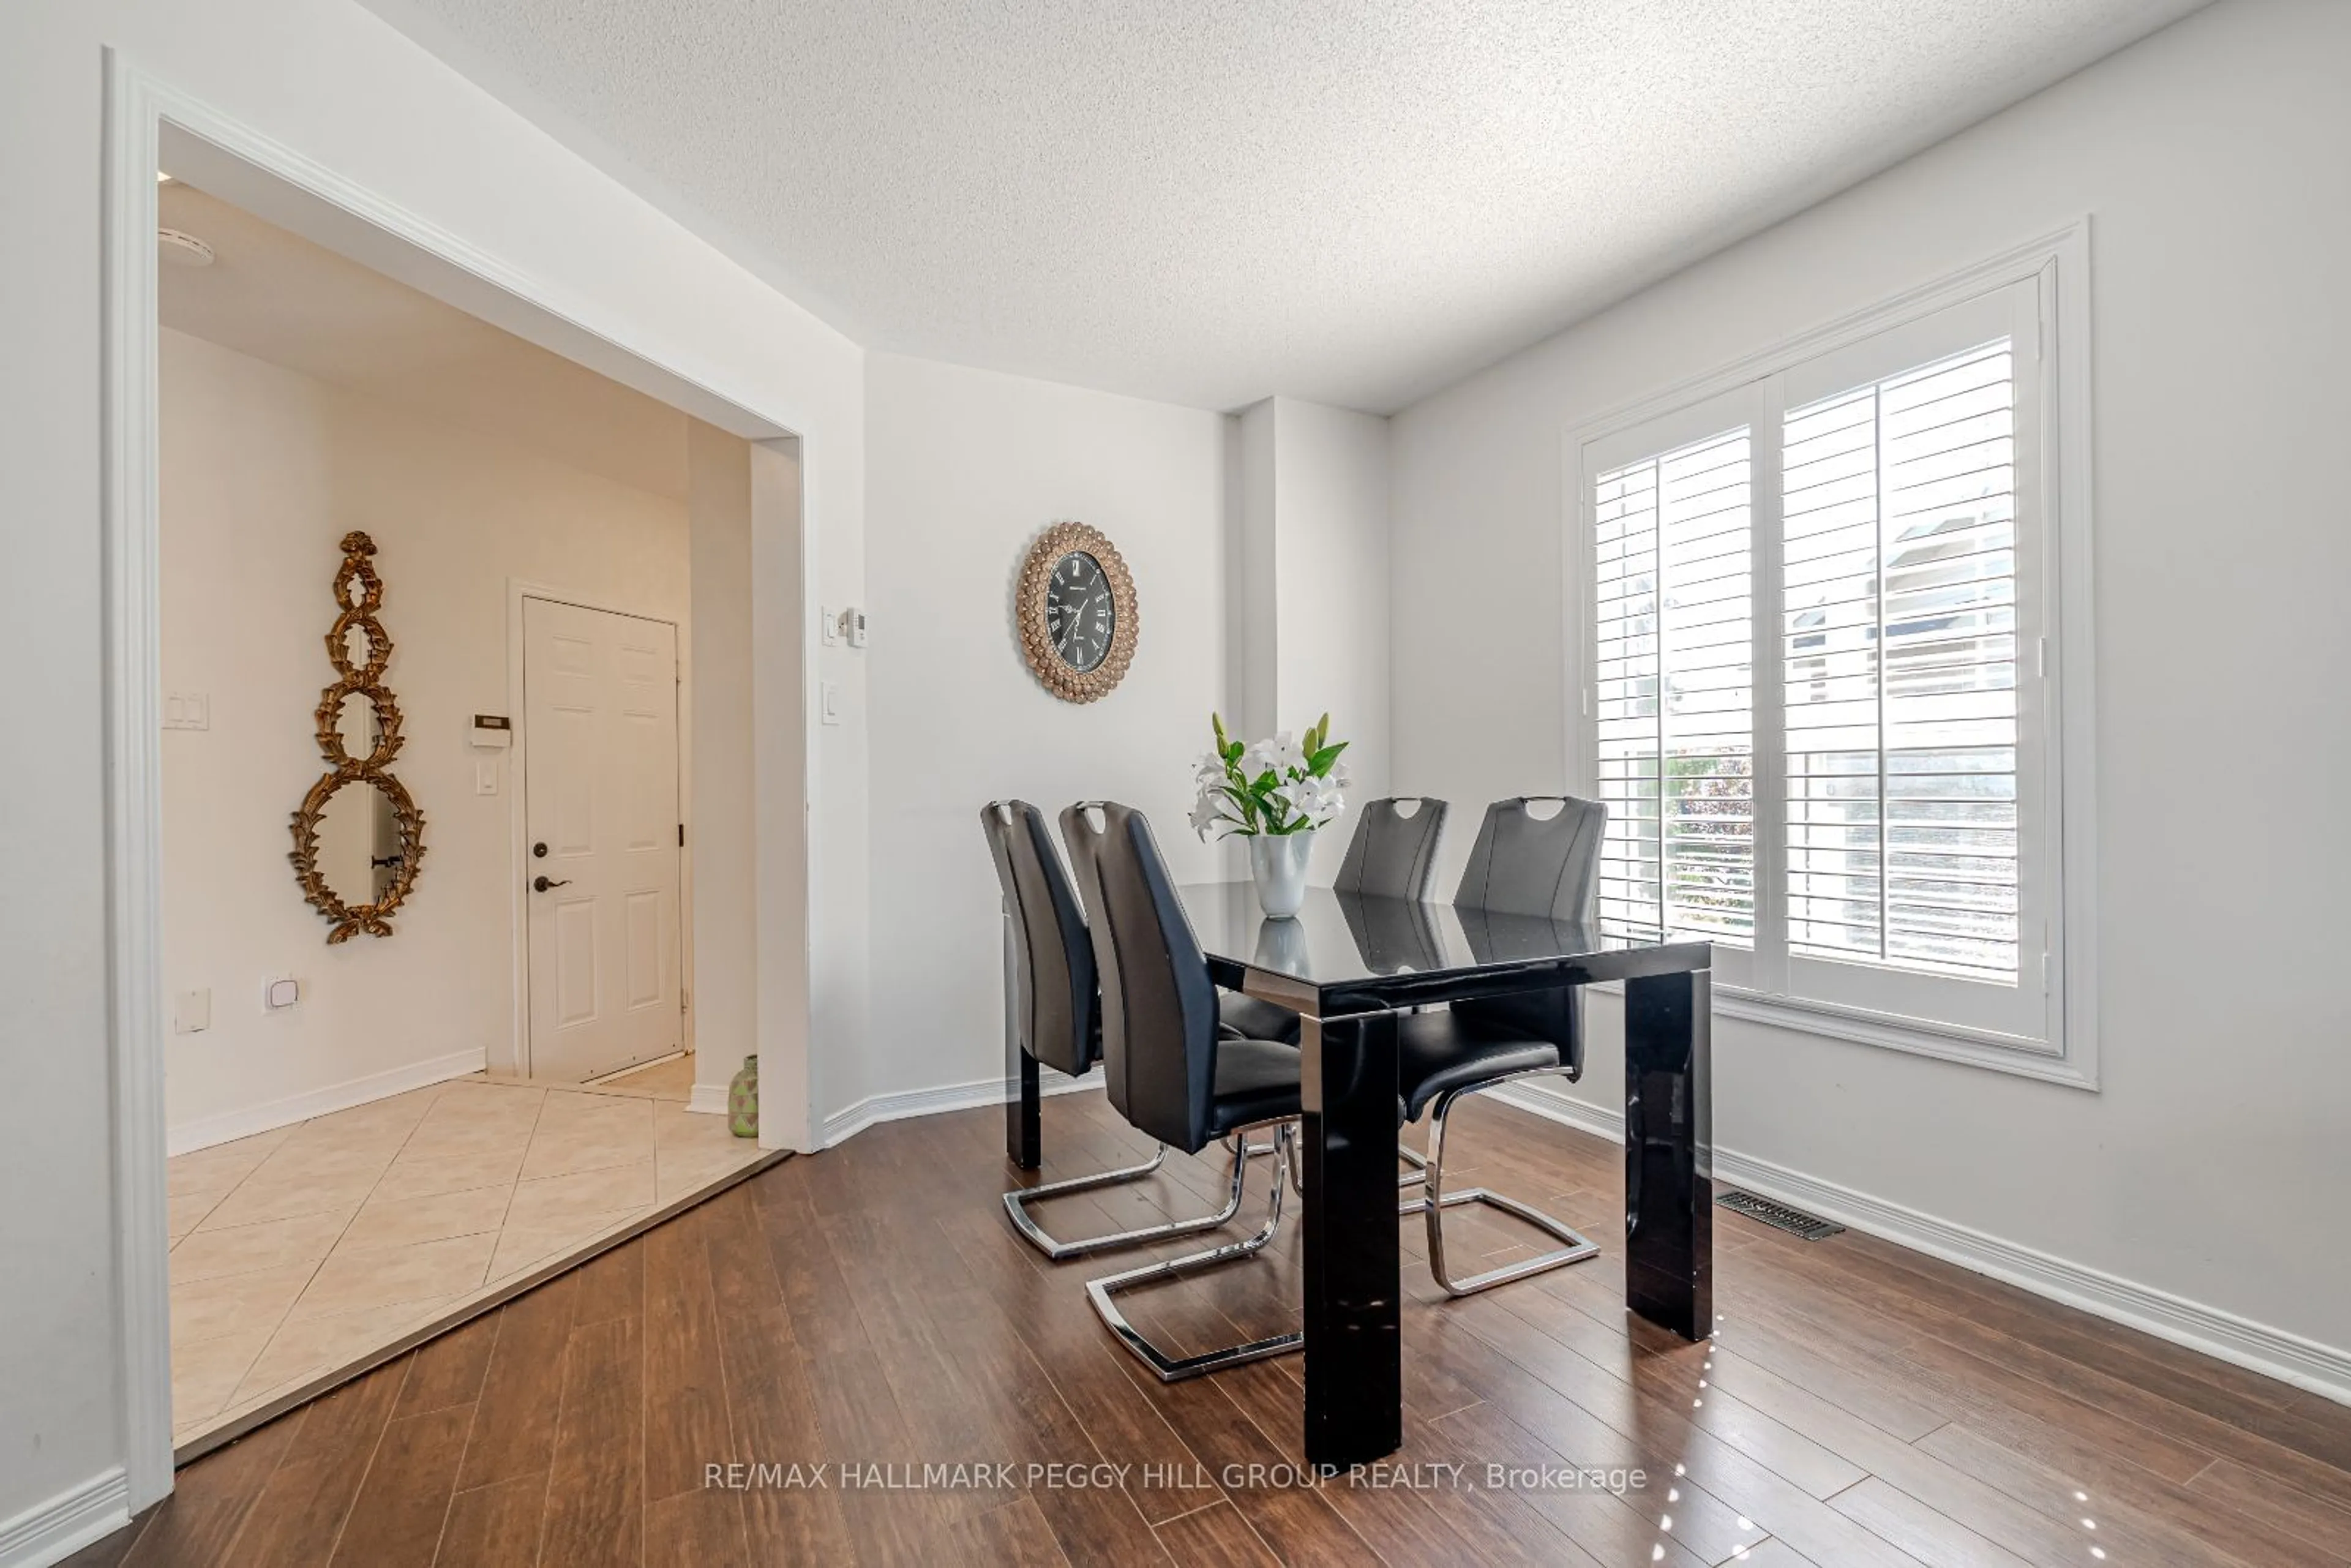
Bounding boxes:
[158,228,215,268]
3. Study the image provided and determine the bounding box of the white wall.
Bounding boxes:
[1,0,862,1533]
[159,328,691,1145]
[1231,396,1393,827]
[1392,0,2351,1361]
[1267,397,1392,808]
[1232,401,1281,741]
[861,353,1236,1106]
[859,373,1396,1117]
[748,438,820,1148]
[688,419,756,1106]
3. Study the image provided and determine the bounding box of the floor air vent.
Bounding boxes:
[1716,1190,1845,1241]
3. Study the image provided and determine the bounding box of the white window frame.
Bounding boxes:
[1564,222,2099,1088]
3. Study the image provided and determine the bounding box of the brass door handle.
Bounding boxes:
[533,876,571,892]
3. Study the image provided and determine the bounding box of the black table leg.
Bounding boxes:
[1624,967,1712,1341]
[1300,1007,1402,1468]
[1007,1048,1040,1171]
[1003,905,1041,1170]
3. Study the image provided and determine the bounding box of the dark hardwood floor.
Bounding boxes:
[72,1090,2351,1566]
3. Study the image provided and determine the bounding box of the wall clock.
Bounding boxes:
[1016,520,1139,703]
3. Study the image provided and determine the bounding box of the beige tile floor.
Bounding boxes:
[462,1049,702,1102]
[594,1052,699,1098]
[166,1072,764,1447]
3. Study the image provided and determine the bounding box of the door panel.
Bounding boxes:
[524,598,681,1081]
[550,703,596,855]
[623,890,663,1008]
[554,900,598,1026]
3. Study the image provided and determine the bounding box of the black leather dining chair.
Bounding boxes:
[1333,796,1450,900]
[1221,797,1446,1171]
[1389,795,1609,1296]
[984,800,1284,1261]
[1322,794,1456,1175]
[1062,800,1299,1045]
[1060,800,1306,1382]
[1286,794,1452,1170]
[1453,793,1607,918]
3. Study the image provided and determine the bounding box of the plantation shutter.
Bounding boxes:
[1592,401,1756,954]
[1772,280,2049,1041]
[1782,337,2021,979]
[1584,276,2053,1051]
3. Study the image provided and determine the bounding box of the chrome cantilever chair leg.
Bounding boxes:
[1087,1122,1305,1382]
[1005,1136,1262,1262]
[1398,1069,1599,1297]
[1230,1126,1308,1198]
[1394,1141,1428,1191]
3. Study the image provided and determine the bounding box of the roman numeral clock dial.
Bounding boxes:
[1016,521,1139,703]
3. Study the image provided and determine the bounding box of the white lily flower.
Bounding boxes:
[1192,714,1348,841]
[1247,731,1305,778]
[1284,773,1345,823]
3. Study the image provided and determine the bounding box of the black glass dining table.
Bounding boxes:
[1005,882,1713,1469]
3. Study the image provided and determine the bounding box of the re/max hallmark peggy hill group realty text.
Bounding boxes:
[701,1460,1650,1494]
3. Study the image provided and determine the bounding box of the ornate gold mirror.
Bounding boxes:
[290,531,425,940]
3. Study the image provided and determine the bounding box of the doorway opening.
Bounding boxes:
[115,80,814,1480]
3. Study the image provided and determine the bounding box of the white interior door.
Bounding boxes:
[523,597,682,1081]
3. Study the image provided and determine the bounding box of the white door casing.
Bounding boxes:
[523,597,682,1081]
[108,70,814,1512]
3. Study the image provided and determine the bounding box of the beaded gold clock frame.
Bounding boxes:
[1015,520,1139,703]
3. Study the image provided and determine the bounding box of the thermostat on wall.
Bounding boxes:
[471,714,512,749]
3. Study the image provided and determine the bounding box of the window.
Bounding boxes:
[1782,338,2019,983]
[1577,243,2091,1079]
[1594,426,1757,957]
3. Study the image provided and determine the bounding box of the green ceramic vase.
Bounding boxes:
[727,1054,759,1138]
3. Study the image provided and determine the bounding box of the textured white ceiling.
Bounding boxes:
[359,0,2205,413]
[160,183,691,499]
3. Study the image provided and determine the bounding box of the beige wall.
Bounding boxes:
[160,326,691,1149]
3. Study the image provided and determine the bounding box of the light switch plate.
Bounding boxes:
[174,988,211,1033]
[819,605,839,646]
[820,681,842,725]
[163,691,210,730]
[264,976,299,1010]
[476,757,498,795]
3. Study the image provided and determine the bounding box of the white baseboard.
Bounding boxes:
[0,1468,128,1568]
[822,1065,1100,1149]
[686,1083,731,1116]
[165,1047,487,1156]
[1488,1081,2351,1408]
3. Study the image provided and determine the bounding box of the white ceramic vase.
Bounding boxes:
[1248,828,1316,919]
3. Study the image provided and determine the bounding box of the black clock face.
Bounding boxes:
[1044,552,1116,672]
